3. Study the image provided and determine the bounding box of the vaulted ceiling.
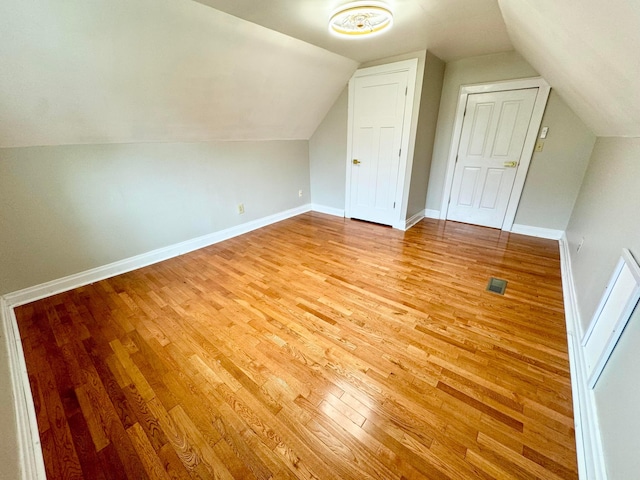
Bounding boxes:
[0,0,637,148]
[0,0,357,147]
[498,0,640,137]
[193,0,513,63]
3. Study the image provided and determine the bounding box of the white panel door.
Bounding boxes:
[349,70,408,226]
[447,88,538,228]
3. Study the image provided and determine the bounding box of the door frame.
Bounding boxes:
[440,77,551,231]
[344,58,419,228]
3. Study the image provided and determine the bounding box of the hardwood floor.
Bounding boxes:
[15,213,577,479]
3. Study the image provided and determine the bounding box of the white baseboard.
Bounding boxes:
[560,234,584,340]
[404,210,425,230]
[1,203,316,480]
[424,209,441,219]
[0,298,46,480]
[510,224,564,240]
[4,204,312,308]
[311,204,345,218]
[559,234,607,480]
[1,208,602,480]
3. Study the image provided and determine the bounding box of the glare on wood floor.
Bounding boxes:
[15,213,577,479]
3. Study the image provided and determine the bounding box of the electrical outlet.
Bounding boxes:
[298,189,303,198]
[535,141,544,152]
[238,203,245,214]
[577,237,585,253]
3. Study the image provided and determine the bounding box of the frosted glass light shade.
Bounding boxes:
[329,3,393,37]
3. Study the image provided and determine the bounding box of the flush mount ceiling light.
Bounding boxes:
[329,2,394,38]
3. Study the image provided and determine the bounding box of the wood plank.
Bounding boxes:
[14,214,577,479]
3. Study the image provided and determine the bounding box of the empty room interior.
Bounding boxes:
[1,1,639,479]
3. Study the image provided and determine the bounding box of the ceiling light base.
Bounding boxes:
[329,2,394,38]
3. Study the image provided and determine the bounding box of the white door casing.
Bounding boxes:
[345,59,418,228]
[349,71,408,225]
[440,77,551,231]
[447,88,538,228]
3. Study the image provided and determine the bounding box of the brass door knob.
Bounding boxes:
[352,159,361,165]
[503,161,518,168]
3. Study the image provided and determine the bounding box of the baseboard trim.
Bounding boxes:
[559,234,607,480]
[424,209,441,219]
[1,209,601,480]
[311,204,345,218]
[1,203,316,480]
[0,297,46,479]
[404,210,425,230]
[510,224,564,240]
[560,233,584,340]
[4,204,312,308]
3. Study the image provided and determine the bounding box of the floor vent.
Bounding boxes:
[487,277,508,295]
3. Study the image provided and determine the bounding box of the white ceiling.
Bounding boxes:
[0,0,357,147]
[1,0,638,148]
[195,0,640,137]
[193,0,514,63]
[499,0,640,137]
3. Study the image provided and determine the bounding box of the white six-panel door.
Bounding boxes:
[447,88,538,228]
[349,70,409,226]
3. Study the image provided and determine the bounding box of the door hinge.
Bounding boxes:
[405,87,408,96]
[393,202,396,208]
[399,148,401,157]
[455,154,458,163]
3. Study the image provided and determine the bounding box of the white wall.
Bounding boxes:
[565,136,640,479]
[566,137,640,332]
[427,51,596,232]
[309,89,348,211]
[513,90,595,230]
[407,52,445,219]
[427,51,538,212]
[0,140,310,295]
[0,0,356,147]
[309,51,446,221]
[499,0,640,137]
[0,139,310,478]
[310,51,436,219]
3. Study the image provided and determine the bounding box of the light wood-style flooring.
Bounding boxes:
[15,213,577,479]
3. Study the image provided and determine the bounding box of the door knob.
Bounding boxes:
[504,161,518,168]
[352,159,361,165]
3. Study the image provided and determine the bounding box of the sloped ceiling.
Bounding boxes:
[5,0,635,148]
[499,0,640,137]
[0,0,516,148]
[0,0,357,148]
[194,0,513,63]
